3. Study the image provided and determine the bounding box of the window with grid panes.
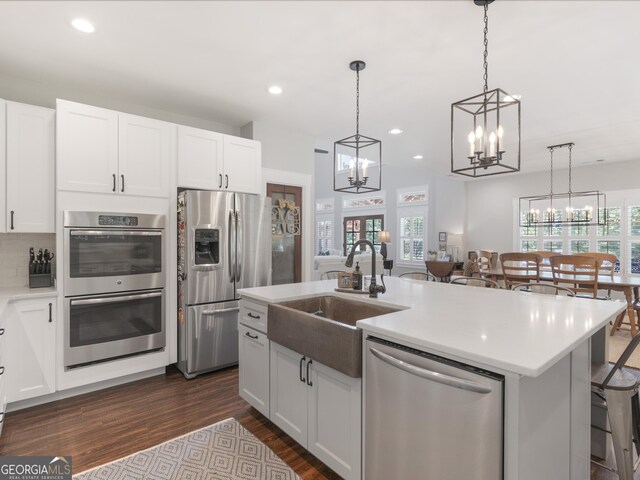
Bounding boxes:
[597,207,621,272]
[316,217,333,254]
[629,206,640,274]
[520,239,538,252]
[343,215,383,256]
[399,214,425,262]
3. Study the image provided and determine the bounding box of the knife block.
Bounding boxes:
[29,273,52,288]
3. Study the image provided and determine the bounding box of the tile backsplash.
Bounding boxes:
[0,233,56,287]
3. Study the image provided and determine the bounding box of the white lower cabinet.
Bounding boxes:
[5,298,56,403]
[270,342,361,480]
[238,324,270,417]
[0,315,6,436]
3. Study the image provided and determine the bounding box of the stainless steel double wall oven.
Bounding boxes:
[63,212,166,368]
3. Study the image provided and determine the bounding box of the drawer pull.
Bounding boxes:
[247,312,261,319]
[245,331,259,340]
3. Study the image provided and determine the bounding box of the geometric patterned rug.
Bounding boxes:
[73,418,301,480]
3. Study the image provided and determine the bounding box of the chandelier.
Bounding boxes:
[334,60,382,194]
[519,143,606,227]
[451,0,521,178]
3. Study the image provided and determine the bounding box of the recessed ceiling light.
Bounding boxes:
[388,128,403,135]
[268,85,283,95]
[71,18,95,33]
[413,155,423,160]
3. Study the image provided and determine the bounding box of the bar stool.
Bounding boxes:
[591,333,640,480]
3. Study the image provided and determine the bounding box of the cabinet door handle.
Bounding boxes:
[10,211,14,230]
[299,356,306,383]
[48,303,52,323]
[247,312,261,319]
[245,331,259,340]
[218,174,223,188]
[225,174,229,189]
[121,174,125,192]
[112,174,116,192]
[0,328,4,335]
[306,358,313,386]
[0,367,4,376]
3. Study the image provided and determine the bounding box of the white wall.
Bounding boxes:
[314,156,466,274]
[242,120,316,281]
[465,158,640,254]
[0,72,238,134]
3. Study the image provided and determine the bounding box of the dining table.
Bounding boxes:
[484,267,640,336]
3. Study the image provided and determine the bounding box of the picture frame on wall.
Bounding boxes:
[439,232,447,242]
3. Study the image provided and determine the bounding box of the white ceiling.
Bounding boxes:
[1,1,639,177]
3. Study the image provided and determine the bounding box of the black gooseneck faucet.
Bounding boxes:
[345,239,386,298]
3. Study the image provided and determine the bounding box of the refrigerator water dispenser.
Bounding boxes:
[194,228,219,265]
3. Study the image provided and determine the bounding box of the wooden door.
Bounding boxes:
[343,214,384,256]
[267,183,302,284]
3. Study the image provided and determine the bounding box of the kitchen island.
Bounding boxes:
[239,277,625,480]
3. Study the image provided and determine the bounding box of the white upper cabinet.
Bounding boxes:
[119,113,173,197]
[178,127,261,194]
[57,100,118,194]
[177,126,224,190]
[223,135,261,194]
[6,102,55,233]
[57,100,171,198]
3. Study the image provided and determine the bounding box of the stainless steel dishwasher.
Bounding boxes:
[364,336,504,480]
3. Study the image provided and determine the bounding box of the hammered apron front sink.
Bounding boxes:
[268,295,402,378]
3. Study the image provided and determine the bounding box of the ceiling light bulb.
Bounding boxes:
[413,155,423,160]
[71,18,95,33]
[388,128,403,135]
[268,85,283,95]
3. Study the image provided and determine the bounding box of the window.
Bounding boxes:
[399,214,425,262]
[343,215,383,255]
[316,216,333,254]
[396,186,428,265]
[515,193,640,275]
[343,196,385,209]
[315,198,334,255]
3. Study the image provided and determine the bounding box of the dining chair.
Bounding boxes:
[499,252,542,290]
[450,276,499,288]
[320,270,348,280]
[591,333,640,480]
[549,255,600,298]
[530,251,560,273]
[399,272,437,282]
[511,282,575,297]
[425,261,455,282]
[476,250,493,277]
[582,252,618,299]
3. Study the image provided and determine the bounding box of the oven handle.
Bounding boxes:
[70,230,162,237]
[70,291,163,306]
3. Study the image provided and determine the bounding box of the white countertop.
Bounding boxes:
[0,286,57,315]
[239,277,625,377]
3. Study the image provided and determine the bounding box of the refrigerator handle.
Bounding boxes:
[228,210,235,284]
[236,211,242,283]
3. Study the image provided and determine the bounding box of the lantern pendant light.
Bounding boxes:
[451,0,521,177]
[334,60,382,194]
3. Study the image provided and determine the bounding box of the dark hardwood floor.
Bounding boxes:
[0,364,632,479]
[0,365,339,479]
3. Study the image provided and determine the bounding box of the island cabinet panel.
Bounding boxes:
[307,360,361,480]
[5,298,56,403]
[268,341,361,480]
[269,342,308,446]
[238,324,269,417]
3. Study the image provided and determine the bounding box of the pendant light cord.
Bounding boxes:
[483,1,489,93]
[549,147,554,196]
[568,144,573,195]
[355,66,360,138]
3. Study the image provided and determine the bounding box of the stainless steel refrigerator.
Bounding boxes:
[177,190,272,379]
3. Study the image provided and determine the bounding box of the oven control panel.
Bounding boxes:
[98,215,139,226]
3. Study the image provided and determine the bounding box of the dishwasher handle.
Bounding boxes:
[369,347,492,395]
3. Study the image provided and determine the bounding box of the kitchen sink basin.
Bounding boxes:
[268,295,402,378]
